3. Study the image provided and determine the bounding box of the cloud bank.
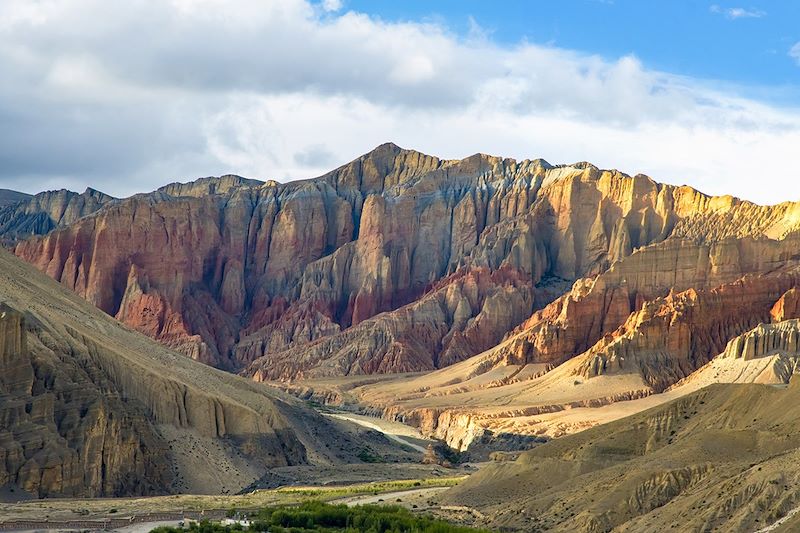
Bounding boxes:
[0,0,798,204]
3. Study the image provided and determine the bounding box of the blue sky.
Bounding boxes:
[0,0,798,204]
[351,0,799,98]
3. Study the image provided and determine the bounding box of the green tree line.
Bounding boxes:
[152,501,491,533]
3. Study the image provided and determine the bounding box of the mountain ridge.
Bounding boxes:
[0,246,409,498]
[6,144,800,379]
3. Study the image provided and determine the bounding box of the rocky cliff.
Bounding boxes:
[0,188,114,245]
[0,301,171,497]
[0,248,403,498]
[0,189,31,208]
[573,270,800,390]
[12,144,800,379]
[319,234,800,450]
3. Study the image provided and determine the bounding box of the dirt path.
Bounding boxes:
[323,413,429,454]
[333,487,450,507]
[112,520,183,532]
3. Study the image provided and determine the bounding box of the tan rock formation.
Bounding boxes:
[443,380,800,532]
[289,234,800,450]
[771,287,800,322]
[9,144,800,379]
[720,319,800,363]
[676,319,800,387]
[0,301,171,497]
[477,233,800,373]
[0,248,406,497]
[574,271,800,390]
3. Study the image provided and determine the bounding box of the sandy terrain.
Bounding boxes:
[443,379,800,531]
[114,520,184,532]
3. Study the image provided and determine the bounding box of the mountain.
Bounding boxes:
[0,187,115,245]
[4,144,800,528]
[294,238,800,451]
[0,189,32,208]
[442,379,800,532]
[10,144,800,378]
[0,247,406,498]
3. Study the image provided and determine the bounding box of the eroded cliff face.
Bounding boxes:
[0,188,114,245]
[465,234,800,374]
[0,302,171,497]
[10,143,800,379]
[298,230,800,451]
[246,266,535,380]
[0,248,399,498]
[573,270,800,390]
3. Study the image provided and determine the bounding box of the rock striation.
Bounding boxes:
[246,266,535,379]
[452,234,800,377]
[8,144,800,380]
[573,271,800,390]
[0,300,171,497]
[0,189,31,208]
[0,247,399,498]
[0,188,114,245]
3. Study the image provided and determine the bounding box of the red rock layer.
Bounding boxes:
[485,234,800,372]
[574,270,800,391]
[245,266,534,380]
[11,144,800,377]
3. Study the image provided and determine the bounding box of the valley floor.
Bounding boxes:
[0,476,474,531]
[0,409,481,531]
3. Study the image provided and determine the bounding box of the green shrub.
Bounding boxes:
[356,448,384,463]
[155,501,488,532]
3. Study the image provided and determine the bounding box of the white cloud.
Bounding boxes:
[710,5,766,19]
[790,42,800,65]
[321,0,342,12]
[0,0,797,205]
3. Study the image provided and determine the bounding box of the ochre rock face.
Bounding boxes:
[10,144,800,379]
[573,271,800,391]
[771,288,800,322]
[484,235,800,372]
[720,319,800,363]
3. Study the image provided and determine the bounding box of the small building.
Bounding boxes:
[221,518,252,527]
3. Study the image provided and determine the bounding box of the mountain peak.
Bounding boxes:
[157,175,264,198]
[0,189,32,208]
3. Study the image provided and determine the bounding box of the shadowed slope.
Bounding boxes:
[0,187,114,245]
[0,190,31,208]
[0,247,402,497]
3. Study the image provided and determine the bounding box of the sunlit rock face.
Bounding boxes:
[10,143,800,380]
[0,301,171,497]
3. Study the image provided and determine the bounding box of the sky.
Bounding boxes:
[0,0,798,204]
